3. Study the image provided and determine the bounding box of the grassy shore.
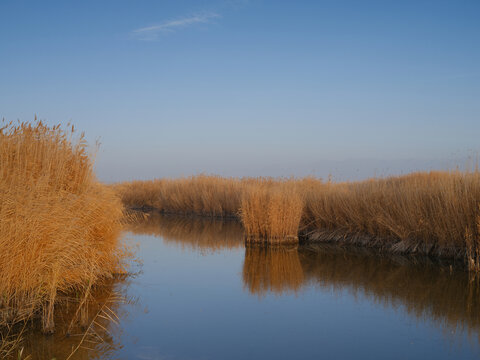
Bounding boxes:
[0,121,126,334]
[114,172,480,266]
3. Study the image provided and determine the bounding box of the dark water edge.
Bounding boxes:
[10,214,480,360]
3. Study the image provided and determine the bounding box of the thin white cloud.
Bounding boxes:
[132,12,220,40]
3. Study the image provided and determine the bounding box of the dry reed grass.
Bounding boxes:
[0,120,126,333]
[114,175,244,217]
[114,169,480,262]
[302,171,480,258]
[240,182,304,243]
[115,177,305,243]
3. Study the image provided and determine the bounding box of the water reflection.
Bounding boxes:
[131,212,480,339]
[243,242,480,339]
[129,213,480,344]
[243,245,304,296]
[7,277,130,360]
[298,245,480,337]
[127,211,244,252]
[129,212,480,340]
[15,213,478,359]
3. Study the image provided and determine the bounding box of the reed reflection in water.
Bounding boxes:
[243,243,480,341]
[6,277,131,360]
[124,212,480,354]
[126,211,244,252]
[123,214,480,356]
[299,245,480,338]
[130,211,480,341]
[243,245,304,296]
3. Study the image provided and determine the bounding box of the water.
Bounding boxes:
[18,214,480,359]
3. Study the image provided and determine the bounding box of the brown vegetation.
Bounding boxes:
[114,176,305,242]
[114,176,243,217]
[0,121,126,333]
[114,171,480,263]
[302,172,480,258]
[240,182,303,243]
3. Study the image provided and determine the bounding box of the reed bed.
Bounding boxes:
[114,175,244,217]
[0,121,126,333]
[115,171,480,264]
[302,172,480,259]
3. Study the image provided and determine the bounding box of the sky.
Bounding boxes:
[1,0,479,182]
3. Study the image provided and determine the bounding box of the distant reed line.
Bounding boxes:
[114,172,480,266]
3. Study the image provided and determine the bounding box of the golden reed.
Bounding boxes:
[115,172,480,266]
[114,177,305,242]
[0,121,126,332]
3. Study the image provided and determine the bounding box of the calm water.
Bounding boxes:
[20,214,480,359]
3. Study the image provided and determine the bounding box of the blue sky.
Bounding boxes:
[1,0,479,181]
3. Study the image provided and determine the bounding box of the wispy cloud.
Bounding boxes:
[132,12,221,40]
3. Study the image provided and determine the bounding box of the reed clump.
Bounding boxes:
[240,181,304,243]
[0,120,125,332]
